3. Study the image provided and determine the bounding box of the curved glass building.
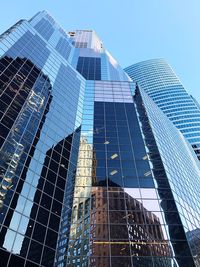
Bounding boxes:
[125,59,200,160]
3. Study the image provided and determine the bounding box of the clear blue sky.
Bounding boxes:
[1,0,200,101]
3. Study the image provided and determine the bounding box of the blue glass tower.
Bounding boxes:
[0,11,200,267]
[125,59,200,160]
[0,11,86,267]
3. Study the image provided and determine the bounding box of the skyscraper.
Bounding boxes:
[125,59,200,160]
[0,11,200,267]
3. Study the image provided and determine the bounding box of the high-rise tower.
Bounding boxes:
[0,11,200,267]
[125,59,200,160]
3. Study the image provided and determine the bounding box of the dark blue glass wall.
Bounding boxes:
[77,57,101,80]
[93,101,154,188]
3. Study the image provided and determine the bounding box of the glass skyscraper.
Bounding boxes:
[125,59,200,160]
[0,11,200,267]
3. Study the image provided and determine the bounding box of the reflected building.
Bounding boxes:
[0,10,200,267]
[89,185,172,267]
[0,54,53,254]
[186,229,200,266]
[65,136,94,267]
[19,132,77,266]
[0,56,52,209]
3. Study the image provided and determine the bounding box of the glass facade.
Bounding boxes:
[0,11,85,266]
[124,59,200,160]
[0,10,200,267]
[135,86,200,267]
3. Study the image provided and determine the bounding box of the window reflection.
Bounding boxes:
[64,99,180,266]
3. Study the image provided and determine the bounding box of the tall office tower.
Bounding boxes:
[0,11,200,267]
[125,59,200,160]
[0,11,85,267]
